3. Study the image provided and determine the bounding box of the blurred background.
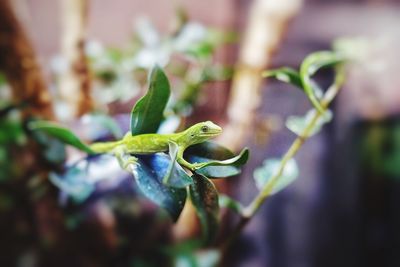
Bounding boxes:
[1,0,400,266]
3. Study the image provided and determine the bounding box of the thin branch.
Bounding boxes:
[222,65,346,250]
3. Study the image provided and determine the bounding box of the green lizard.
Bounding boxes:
[89,121,222,171]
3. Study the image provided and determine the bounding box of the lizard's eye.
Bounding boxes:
[201,126,209,132]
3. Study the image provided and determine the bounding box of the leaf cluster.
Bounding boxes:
[29,66,248,246]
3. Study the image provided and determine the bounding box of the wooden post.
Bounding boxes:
[219,0,303,150]
[59,0,93,119]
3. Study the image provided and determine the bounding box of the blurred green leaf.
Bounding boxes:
[96,69,117,84]
[28,121,95,154]
[133,154,187,221]
[0,72,6,86]
[333,37,369,61]
[186,42,214,59]
[300,51,344,113]
[32,131,66,164]
[254,158,299,195]
[218,194,243,214]
[82,113,123,139]
[175,249,220,267]
[203,65,233,82]
[135,17,160,47]
[286,109,333,137]
[0,119,25,144]
[131,66,170,135]
[189,174,219,245]
[263,67,303,89]
[163,142,193,188]
[193,250,220,267]
[49,167,95,204]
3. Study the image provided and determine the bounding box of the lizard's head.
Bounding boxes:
[184,121,222,145]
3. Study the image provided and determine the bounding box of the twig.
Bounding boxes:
[222,65,346,250]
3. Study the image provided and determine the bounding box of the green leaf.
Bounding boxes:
[162,142,193,188]
[189,174,219,245]
[253,158,299,195]
[218,194,243,214]
[195,148,249,170]
[49,167,95,204]
[300,51,344,113]
[191,156,243,178]
[81,113,123,139]
[286,109,333,137]
[133,154,187,221]
[185,142,248,178]
[130,66,170,135]
[28,121,95,154]
[262,67,303,89]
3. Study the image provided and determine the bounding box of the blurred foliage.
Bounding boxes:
[31,67,249,252]
[1,22,352,266]
[52,14,233,118]
[360,119,400,178]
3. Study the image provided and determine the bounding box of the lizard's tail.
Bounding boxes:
[89,140,122,153]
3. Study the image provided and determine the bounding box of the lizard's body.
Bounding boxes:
[89,121,222,170]
[90,133,176,154]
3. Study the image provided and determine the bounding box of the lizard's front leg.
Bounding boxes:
[176,147,207,171]
[114,145,138,171]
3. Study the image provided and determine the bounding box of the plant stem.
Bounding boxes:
[222,66,345,250]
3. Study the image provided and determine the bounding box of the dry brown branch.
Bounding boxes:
[59,0,93,118]
[0,0,54,119]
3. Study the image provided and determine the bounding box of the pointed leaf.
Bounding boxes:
[132,154,187,221]
[162,142,193,188]
[185,142,248,178]
[189,174,219,245]
[300,51,344,113]
[130,66,170,135]
[28,121,95,154]
[286,109,333,137]
[188,155,242,178]
[194,148,249,169]
[262,67,303,89]
[253,158,299,195]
